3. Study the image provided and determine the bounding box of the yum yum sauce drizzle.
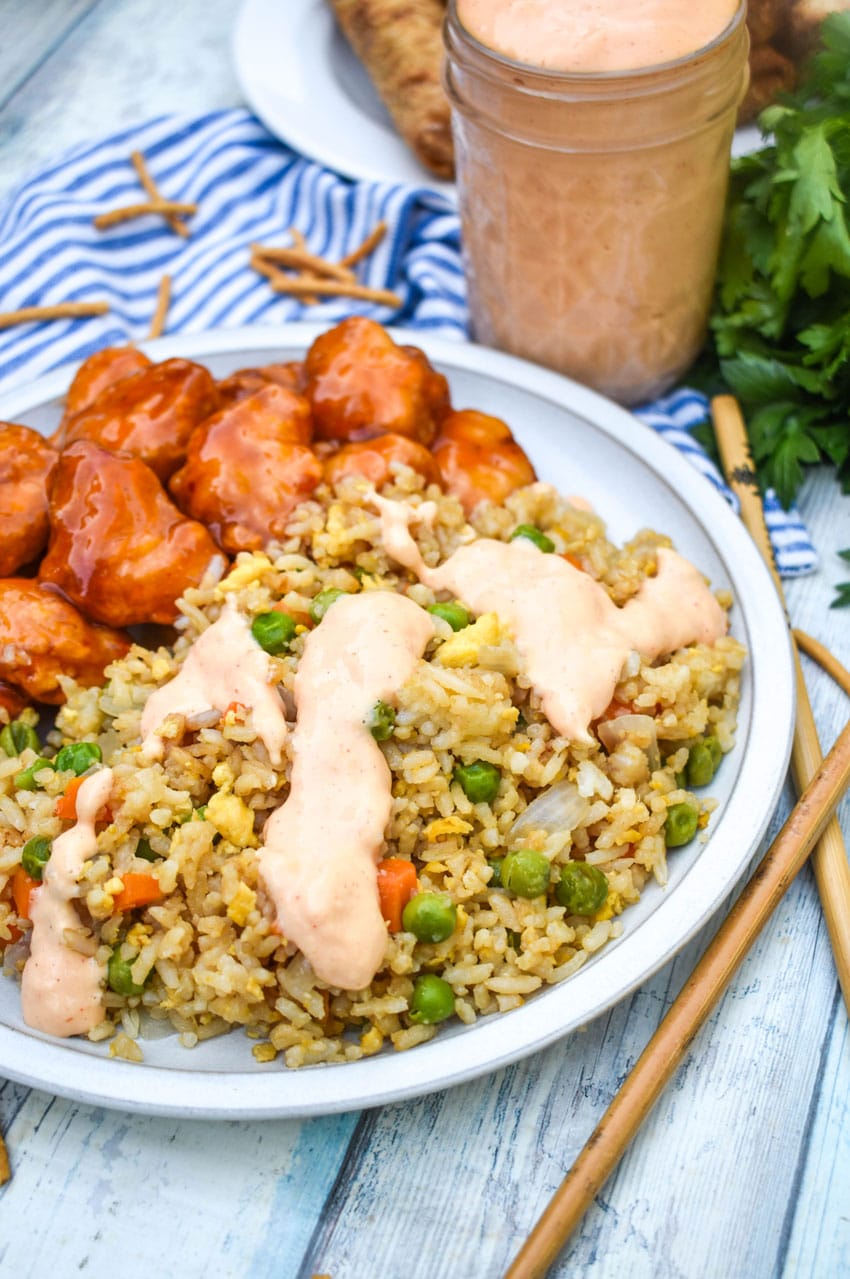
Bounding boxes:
[26,493,728,1032]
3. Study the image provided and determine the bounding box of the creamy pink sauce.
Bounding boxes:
[21,768,113,1037]
[141,601,288,766]
[376,495,727,743]
[457,0,739,72]
[259,592,434,990]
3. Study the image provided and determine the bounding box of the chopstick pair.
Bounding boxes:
[506,395,850,1278]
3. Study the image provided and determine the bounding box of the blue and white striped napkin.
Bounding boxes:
[0,108,816,576]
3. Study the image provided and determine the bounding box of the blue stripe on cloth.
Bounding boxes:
[0,107,816,576]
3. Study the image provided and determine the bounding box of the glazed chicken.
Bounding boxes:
[58,346,153,433]
[38,441,221,627]
[324,432,439,490]
[304,316,450,444]
[0,682,27,720]
[432,409,537,514]
[0,579,130,705]
[61,357,219,481]
[169,385,323,553]
[0,423,58,576]
[216,361,306,406]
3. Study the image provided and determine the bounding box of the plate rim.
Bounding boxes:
[0,323,795,1118]
[232,0,456,195]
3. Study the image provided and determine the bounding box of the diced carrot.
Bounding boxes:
[272,602,312,628]
[376,857,418,932]
[11,866,38,921]
[54,775,112,822]
[54,776,85,820]
[112,872,163,914]
[2,923,22,948]
[562,553,585,571]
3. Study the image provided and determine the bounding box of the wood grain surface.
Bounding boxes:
[0,5,848,1278]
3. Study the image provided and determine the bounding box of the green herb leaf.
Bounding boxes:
[704,14,850,508]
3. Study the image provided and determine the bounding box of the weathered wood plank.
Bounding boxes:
[0,0,101,112]
[0,0,242,201]
[0,1080,360,1279]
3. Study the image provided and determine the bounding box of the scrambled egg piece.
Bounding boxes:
[206,792,257,847]
[436,611,502,666]
[424,816,473,841]
[216,554,273,592]
[594,888,623,922]
[226,882,257,926]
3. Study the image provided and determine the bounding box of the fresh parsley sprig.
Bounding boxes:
[703,14,850,509]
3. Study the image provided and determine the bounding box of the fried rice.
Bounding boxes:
[0,467,746,1067]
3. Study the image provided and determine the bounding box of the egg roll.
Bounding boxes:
[330,0,454,179]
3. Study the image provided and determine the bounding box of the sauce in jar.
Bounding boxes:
[444,0,749,405]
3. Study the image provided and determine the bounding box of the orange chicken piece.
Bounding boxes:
[38,441,220,627]
[324,433,439,490]
[0,579,130,705]
[304,316,450,445]
[0,423,57,575]
[169,385,322,553]
[432,409,536,514]
[216,361,306,406]
[61,358,219,481]
[58,346,153,437]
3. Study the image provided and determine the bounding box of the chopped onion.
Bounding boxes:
[184,707,222,730]
[509,779,591,841]
[597,714,660,771]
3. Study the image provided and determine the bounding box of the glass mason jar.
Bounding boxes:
[443,2,750,405]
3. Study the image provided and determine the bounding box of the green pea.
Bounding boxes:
[452,759,501,805]
[555,862,608,915]
[427,601,471,631]
[21,836,52,881]
[510,524,555,554]
[135,838,160,863]
[686,736,723,789]
[665,802,699,847]
[367,701,396,742]
[309,588,346,623]
[402,892,457,943]
[501,848,551,899]
[107,948,145,997]
[674,767,688,790]
[251,610,297,655]
[0,720,40,757]
[194,806,208,821]
[14,757,55,791]
[54,741,102,776]
[487,858,505,889]
[507,928,522,952]
[409,974,456,1025]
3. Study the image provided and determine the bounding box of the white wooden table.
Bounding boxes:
[1,4,849,1276]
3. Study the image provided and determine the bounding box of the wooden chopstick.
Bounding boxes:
[506,712,850,1279]
[711,394,850,1013]
[0,1129,9,1184]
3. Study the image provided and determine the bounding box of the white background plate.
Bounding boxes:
[233,0,455,194]
[232,0,762,193]
[0,324,794,1118]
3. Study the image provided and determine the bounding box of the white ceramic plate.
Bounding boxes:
[0,324,794,1118]
[232,0,761,192]
[233,0,455,194]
